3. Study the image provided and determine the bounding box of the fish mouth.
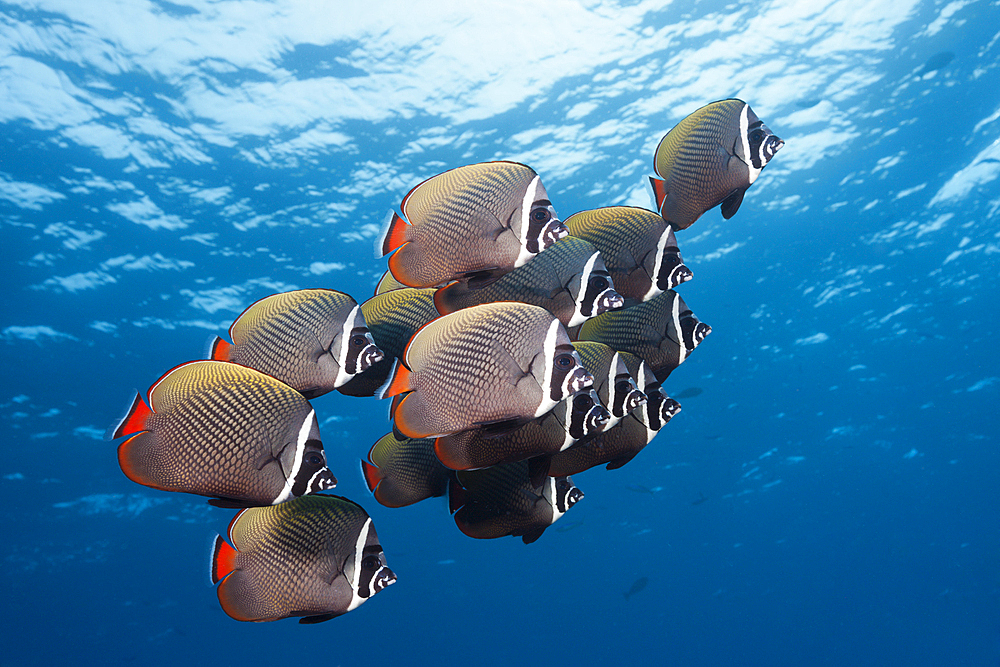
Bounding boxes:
[309,469,338,492]
[764,135,784,162]
[598,290,625,314]
[570,398,609,439]
[623,387,647,415]
[657,396,682,426]
[564,367,594,396]
[680,318,712,350]
[663,264,693,290]
[587,407,609,432]
[358,343,384,372]
[374,567,397,593]
[539,219,569,251]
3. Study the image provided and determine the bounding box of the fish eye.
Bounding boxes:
[361,554,381,570]
[749,129,766,144]
[555,353,574,369]
[574,394,594,411]
[351,334,369,347]
[530,208,552,223]
[306,453,324,467]
[589,276,609,290]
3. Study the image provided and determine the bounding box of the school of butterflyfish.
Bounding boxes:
[108,99,783,623]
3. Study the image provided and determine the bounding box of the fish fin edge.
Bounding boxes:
[210,535,238,584]
[107,391,152,440]
[377,210,409,257]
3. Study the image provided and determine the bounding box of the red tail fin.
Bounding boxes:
[380,360,412,399]
[210,536,238,584]
[360,460,382,493]
[378,212,410,256]
[649,176,668,212]
[107,392,153,439]
[209,337,232,361]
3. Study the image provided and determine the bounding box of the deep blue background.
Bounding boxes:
[2,1,998,665]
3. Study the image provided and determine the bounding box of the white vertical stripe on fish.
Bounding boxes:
[514,175,542,268]
[534,318,562,418]
[346,517,373,612]
[273,409,316,504]
[568,251,602,327]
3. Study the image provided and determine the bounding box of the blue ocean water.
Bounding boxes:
[2,1,998,665]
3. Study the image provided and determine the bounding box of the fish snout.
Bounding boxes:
[599,289,625,313]
[374,567,397,593]
[624,387,647,415]
[589,404,610,430]
[670,264,694,289]
[658,396,682,425]
[565,367,594,395]
[681,318,711,350]
[310,469,338,492]
[765,135,784,161]
[540,219,569,251]
[358,343,384,371]
[692,322,712,346]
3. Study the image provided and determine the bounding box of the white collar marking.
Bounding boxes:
[740,104,762,185]
[534,318,561,418]
[642,228,671,302]
[568,251,601,327]
[346,517,373,612]
[514,175,542,268]
[272,408,316,505]
[333,305,363,387]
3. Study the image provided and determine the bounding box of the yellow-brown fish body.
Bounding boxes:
[574,341,647,430]
[383,302,594,439]
[210,494,395,623]
[361,432,452,508]
[577,290,711,384]
[378,161,567,288]
[650,99,783,230]
[450,460,583,544]
[433,236,624,327]
[209,289,383,399]
[374,270,414,295]
[337,288,440,398]
[565,206,692,303]
[433,388,609,471]
[111,360,337,506]
[549,361,680,476]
